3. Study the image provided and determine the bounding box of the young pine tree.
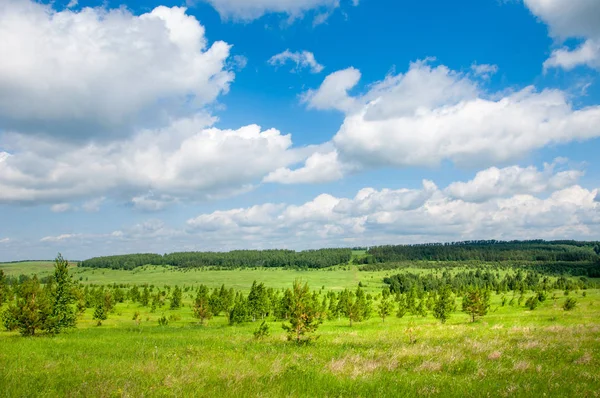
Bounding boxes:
[129,285,141,303]
[208,288,222,316]
[248,281,270,321]
[354,286,371,322]
[563,297,577,311]
[377,293,395,323]
[193,285,212,325]
[432,284,455,324]
[336,289,353,323]
[253,320,270,340]
[396,293,408,318]
[229,292,251,325]
[462,288,490,322]
[151,294,160,313]
[170,286,182,310]
[525,296,539,310]
[276,288,294,320]
[3,276,50,336]
[141,286,150,307]
[44,254,77,334]
[327,293,339,321]
[281,281,323,344]
[415,299,427,317]
[93,303,107,326]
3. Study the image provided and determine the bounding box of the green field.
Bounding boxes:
[1,261,390,292]
[1,261,599,397]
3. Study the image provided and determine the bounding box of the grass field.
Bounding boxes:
[1,261,599,397]
[1,261,390,292]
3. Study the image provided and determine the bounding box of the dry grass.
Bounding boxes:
[513,361,531,371]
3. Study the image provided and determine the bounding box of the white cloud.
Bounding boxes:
[0,1,233,139]
[50,203,72,213]
[202,0,356,22]
[268,50,324,73]
[471,63,498,79]
[82,197,105,213]
[263,150,345,184]
[18,166,600,259]
[187,203,285,231]
[0,238,10,244]
[131,193,176,212]
[445,162,584,202]
[302,67,361,112]
[0,117,313,204]
[303,60,600,169]
[523,0,600,70]
[184,176,600,248]
[40,234,80,242]
[231,55,248,71]
[544,39,600,71]
[523,0,600,39]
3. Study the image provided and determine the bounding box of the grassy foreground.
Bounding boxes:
[1,262,599,397]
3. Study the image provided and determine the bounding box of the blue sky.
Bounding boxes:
[1,0,600,261]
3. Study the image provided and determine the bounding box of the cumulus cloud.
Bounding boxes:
[302,67,361,112]
[303,60,600,170]
[471,63,499,79]
[131,193,176,212]
[268,50,324,73]
[0,1,233,139]
[445,162,584,202]
[0,117,313,205]
[523,0,600,70]
[544,40,600,71]
[50,203,72,213]
[185,177,600,248]
[40,234,80,242]
[82,197,105,213]
[203,0,356,22]
[17,166,600,259]
[263,151,345,184]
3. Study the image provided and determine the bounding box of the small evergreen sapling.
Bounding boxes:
[170,286,182,310]
[4,276,50,336]
[281,281,323,344]
[525,296,539,310]
[377,289,394,323]
[93,303,107,326]
[44,254,77,335]
[396,293,408,318]
[433,284,455,324]
[563,297,577,311]
[193,285,212,325]
[462,288,490,323]
[253,321,270,340]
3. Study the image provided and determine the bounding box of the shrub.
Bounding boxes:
[253,321,270,340]
[93,304,107,326]
[525,296,539,310]
[563,298,577,311]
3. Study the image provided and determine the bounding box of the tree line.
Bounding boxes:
[357,240,600,268]
[382,268,593,295]
[78,249,352,270]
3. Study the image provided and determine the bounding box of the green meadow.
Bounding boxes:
[1,260,599,397]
